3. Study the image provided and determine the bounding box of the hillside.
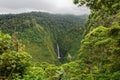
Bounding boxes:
[0,0,120,80]
[0,12,87,63]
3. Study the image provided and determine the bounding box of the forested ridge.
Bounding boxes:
[0,12,87,63]
[0,0,120,80]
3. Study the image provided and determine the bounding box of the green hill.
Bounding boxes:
[1,0,120,79]
[0,12,87,63]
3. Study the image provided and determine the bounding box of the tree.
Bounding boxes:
[0,32,31,79]
[74,0,120,35]
[74,0,120,14]
[80,25,120,73]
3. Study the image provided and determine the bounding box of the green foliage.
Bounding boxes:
[74,0,120,35]
[0,12,87,63]
[0,32,12,54]
[13,21,120,80]
[0,51,31,77]
[74,0,120,14]
[0,32,31,79]
[1,0,120,79]
[73,0,120,79]
[20,23,57,63]
[79,25,120,78]
[15,67,46,80]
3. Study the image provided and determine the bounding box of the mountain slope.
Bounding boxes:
[0,12,88,63]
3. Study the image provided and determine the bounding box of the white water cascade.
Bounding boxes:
[57,43,61,59]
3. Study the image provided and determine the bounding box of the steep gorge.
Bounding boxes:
[0,12,88,63]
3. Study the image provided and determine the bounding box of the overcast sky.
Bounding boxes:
[0,0,90,15]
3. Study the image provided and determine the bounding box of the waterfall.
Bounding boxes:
[57,43,61,59]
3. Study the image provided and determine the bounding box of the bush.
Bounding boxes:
[0,32,31,79]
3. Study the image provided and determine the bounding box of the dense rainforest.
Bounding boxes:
[0,0,120,80]
[0,12,87,63]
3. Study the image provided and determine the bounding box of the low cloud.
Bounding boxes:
[0,0,90,15]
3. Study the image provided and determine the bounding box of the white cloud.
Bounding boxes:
[0,0,90,15]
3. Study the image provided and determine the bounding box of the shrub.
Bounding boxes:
[0,32,31,79]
